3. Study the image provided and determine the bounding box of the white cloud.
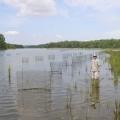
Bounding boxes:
[56,34,63,39]
[3,0,57,16]
[64,0,120,28]
[4,31,19,36]
[103,30,120,39]
[65,0,120,11]
[58,8,70,18]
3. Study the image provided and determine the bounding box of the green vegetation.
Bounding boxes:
[29,39,120,48]
[114,101,120,120]
[107,50,120,82]
[0,34,7,49]
[0,34,24,49]
[7,43,24,49]
[1,33,120,49]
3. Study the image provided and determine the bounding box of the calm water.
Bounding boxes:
[0,48,120,120]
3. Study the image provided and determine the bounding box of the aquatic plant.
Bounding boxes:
[8,64,11,83]
[66,88,74,120]
[106,50,120,81]
[114,100,120,120]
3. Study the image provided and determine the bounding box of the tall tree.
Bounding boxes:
[0,34,7,49]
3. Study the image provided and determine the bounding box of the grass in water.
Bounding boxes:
[106,50,120,82]
[114,101,120,120]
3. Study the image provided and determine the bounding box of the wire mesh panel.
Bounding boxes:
[16,71,52,90]
[50,62,62,74]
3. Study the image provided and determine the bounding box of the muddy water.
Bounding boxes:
[0,49,120,120]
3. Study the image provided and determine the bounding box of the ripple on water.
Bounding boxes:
[0,82,19,120]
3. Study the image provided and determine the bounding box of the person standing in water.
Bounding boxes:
[91,54,100,80]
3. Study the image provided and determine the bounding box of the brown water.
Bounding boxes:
[0,49,120,120]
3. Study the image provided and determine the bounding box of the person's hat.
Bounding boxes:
[93,53,97,57]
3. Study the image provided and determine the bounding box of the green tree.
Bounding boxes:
[0,34,7,49]
[36,39,120,48]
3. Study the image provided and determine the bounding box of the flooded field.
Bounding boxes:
[0,49,120,120]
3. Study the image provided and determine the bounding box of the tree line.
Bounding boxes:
[35,39,120,48]
[1,33,120,49]
[0,34,7,49]
[0,34,23,50]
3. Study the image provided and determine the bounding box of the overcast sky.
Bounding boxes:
[1,0,120,45]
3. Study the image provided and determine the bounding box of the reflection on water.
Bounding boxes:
[0,49,120,120]
[90,79,100,109]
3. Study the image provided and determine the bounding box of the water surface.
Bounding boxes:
[0,49,120,120]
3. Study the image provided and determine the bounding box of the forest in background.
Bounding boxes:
[0,34,23,49]
[32,39,120,48]
[1,33,120,49]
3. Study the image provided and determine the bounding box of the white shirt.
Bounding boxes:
[91,59,100,72]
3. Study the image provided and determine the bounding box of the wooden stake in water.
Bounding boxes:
[8,64,11,83]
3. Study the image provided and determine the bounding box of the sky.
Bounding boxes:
[1,0,120,45]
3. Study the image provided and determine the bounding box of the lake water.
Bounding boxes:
[0,48,120,120]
